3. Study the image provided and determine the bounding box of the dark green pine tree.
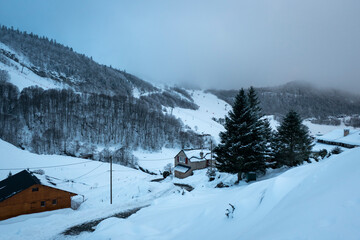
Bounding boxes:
[214,88,266,182]
[245,87,267,173]
[262,117,275,163]
[273,110,314,167]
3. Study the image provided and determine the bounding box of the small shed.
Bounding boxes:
[0,170,77,220]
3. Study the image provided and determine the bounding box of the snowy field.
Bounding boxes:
[303,119,353,136]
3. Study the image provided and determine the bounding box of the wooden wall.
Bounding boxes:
[0,184,76,220]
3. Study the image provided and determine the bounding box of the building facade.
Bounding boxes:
[0,170,77,220]
[174,149,215,179]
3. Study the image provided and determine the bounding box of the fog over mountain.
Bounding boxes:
[0,0,359,92]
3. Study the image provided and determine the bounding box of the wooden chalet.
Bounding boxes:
[174,149,215,179]
[0,170,77,220]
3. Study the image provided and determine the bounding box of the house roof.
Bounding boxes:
[174,164,191,173]
[317,129,360,146]
[181,149,212,162]
[0,170,40,202]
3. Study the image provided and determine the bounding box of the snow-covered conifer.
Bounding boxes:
[273,110,313,167]
[214,88,267,182]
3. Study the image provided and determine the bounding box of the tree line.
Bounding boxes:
[207,81,360,123]
[0,82,202,166]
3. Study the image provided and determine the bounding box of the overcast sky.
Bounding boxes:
[0,0,359,92]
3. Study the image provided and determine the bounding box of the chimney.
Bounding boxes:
[200,151,204,158]
[344,129,350,137]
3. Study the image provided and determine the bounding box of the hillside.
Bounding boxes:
[0,26,207,160]
[0,138,360,239]
[208,81,360,122]
[0,26,199,109]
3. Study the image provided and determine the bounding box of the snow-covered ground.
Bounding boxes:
[63,147,360,240]
[303,119,352,136]
[1,136,360,239]
[0,140,183,240]
[133,148,181,174]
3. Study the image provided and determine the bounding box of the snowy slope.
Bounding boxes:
[0,42,66,91]
[133,148,181,174]
[171,90,227,143]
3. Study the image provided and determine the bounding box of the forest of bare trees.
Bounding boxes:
[0,82,202,166]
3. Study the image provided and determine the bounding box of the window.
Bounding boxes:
[32,187,39,192]
[179,156,185,163]
[41,201,45,207]
[52,199,57,205]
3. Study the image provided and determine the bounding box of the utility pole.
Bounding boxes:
[210,138,213,171]
[110,156,112,204]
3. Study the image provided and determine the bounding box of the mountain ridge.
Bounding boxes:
[207,81,360,120]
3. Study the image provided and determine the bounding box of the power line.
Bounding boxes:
[137,157,174,161]
[0,160,94,171]
[72,162,105,180]
[0,156,175,171]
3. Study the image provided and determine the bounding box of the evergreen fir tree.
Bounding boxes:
[273,110,313,167]
[246,87,267,173]
[262,117,275,163]
[214,88,266,181]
